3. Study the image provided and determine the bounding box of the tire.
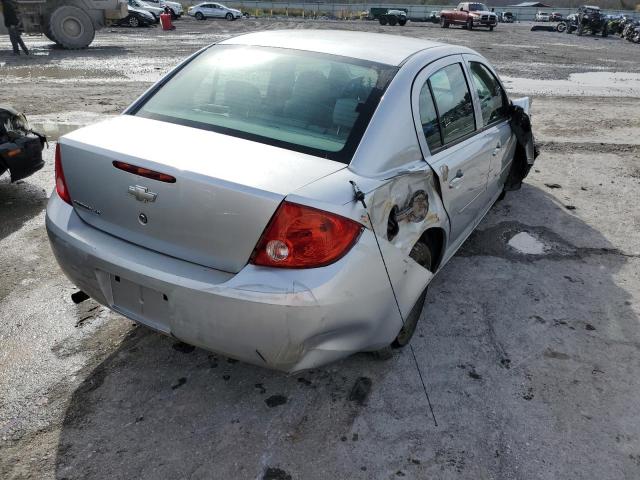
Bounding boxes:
[556,22,566,32]
[48,5,95,49]
[440,16,449,28]
[388,16,397,26]
[577,23,584,36]
[467,18,473,30]
[195,11,204,20]
[399,19,407,26]
[225,13,233,21]
[43,23,58,44]
[128,15,140,27]
[392,241,434,348]
[489,25,494,31]
[379,17,388,26]
[602,25,608,37]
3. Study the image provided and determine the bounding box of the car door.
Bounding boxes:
[210,3,223,17]
[411,56,492,247]
[464,55,515,200]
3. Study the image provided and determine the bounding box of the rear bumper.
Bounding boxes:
[0,139,45,183]
[46,193,405,373]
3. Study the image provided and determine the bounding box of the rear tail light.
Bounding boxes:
[250,201,363,269]
[55,143,72,205]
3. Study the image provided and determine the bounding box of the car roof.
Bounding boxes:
[219,30,445,66]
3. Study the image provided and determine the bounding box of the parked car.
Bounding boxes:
[535,11,551,22]
[127,0,162,21]
[378,9,407,26]
[428,10,440,23]
[116,6,156,27]
[47,30,536,373]
[142,0,183,19]
[550,12,563,21]
[440,3,498,31]
[499,11,514,23]
[188,3,242,21]
[1,106,46,183]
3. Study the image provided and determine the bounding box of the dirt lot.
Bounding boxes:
[1,18,640,480]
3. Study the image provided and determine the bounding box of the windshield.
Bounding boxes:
[469,3,489,11]
[133,46,397,163]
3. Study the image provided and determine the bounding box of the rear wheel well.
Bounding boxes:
[417,228,445,271]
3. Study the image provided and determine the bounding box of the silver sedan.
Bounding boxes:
[46,30,536,372]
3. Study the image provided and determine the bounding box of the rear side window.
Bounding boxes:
[133,45,397,164]
[422,63,476,148]
[469,62,508,126]
[418,83,442,151]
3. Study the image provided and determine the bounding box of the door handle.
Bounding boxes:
[448,169,464,188]
[492,141,502,156]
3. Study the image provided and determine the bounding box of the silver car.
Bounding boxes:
[188,2,242,20]
[47,30,535,373]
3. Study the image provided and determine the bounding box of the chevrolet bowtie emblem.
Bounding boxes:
[128,185,157,203]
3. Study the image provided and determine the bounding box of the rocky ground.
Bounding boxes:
[1,18,639,480]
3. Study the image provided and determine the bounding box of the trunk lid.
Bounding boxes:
[60,115,345,273]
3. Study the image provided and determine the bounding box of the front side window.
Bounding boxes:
[133,46,396,163]
[469,62,508,126]
[428,63,476,146]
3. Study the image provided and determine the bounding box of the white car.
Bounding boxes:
[535,11,551,22]
[143,0,183,18]
[127,0,163,20]
[188,2,242,21]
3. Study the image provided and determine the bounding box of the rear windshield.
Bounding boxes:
[132,45,397,163]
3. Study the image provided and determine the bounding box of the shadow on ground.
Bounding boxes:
[0,175,48,242]
[53,185,640,480]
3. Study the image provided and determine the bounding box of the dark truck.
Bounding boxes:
[369,7,408,26]
[440,2,498,30]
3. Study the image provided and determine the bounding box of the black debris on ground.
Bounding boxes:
[265,394,287,408]
[348,377,372,405]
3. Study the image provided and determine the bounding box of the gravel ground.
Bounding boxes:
[1,18,639,480]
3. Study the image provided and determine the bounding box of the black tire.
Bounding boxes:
[379,16,388,26]
[128,15,140,27]
[195,11,204,20]
[489,25,494,31]
[388,16,398,26]
[440,16,449,28]
[43,22,58,44]
[398,19,407,26]
[225,13,233,21]
[467,18,473,30]
[556,22,566,32]
[48,5,95,49]
[577,23,584,36]
[392,241,434,348]
[602,25,608,37]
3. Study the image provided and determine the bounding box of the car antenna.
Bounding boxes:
[349,180,438,427]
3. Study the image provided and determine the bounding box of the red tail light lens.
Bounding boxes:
[251,201,363,269]
[55,144,72,205]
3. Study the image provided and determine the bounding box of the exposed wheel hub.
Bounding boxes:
[62,16,84,39]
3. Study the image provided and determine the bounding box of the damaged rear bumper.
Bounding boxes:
[0,137,45,182]
[45,192,415,373]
